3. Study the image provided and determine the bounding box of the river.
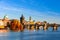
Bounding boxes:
[0,27,60,40]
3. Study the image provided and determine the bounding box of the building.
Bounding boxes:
[0,19,4,29]
[3,15,9,26]
[0,15,10,29]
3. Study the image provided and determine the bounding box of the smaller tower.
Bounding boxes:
[29,16,32,22]
[29,16,34,25]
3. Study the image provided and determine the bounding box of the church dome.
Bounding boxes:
[4,15,8,18]
[3,15,8,20]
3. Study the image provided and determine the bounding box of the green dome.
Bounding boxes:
[4,15,8,19]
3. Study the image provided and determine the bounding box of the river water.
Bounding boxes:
[0,27,60,40]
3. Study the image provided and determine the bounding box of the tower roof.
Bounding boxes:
[20,14,25,19]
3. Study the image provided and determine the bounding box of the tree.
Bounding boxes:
[10,19,23,32]
[43,21,47,23]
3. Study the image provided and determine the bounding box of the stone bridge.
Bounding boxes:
[23,23,60,31]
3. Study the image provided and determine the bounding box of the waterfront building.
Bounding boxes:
[0,19,4,29]
[0,15,10,29]
[0,15,11,33]
[3,15,10,28]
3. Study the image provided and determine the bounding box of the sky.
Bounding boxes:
[0,0,60,24]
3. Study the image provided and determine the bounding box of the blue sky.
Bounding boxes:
[0,0,60,24]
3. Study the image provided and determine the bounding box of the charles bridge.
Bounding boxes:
[20,14,60,31]
[22,23,60,31]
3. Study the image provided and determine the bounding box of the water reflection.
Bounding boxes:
[0,27,60,40]
[0,32,8,36]
[0,32,9,40]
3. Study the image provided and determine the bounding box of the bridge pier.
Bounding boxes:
[31,26,35,30]
[35,25,40,30]
[27,25,35,30]
[43,23,48,31]
[53,24,58,31]
[27,25,30,30]
[28,25,32,30]
[35,25,38,30]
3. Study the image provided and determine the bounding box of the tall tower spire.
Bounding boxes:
[20,14,25,24]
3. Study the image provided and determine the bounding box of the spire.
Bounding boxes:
[29,16,32,22]
[29,16,31,21]
[20,14,25,20]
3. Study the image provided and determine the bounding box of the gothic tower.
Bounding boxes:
[20,14,25,24]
